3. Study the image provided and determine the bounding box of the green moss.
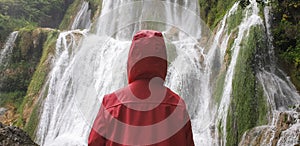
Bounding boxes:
[59,0,83,30]
[0,91,25,108]
[226,26,268,146]
[226,104,237,146]
[0,14,36,47]
[225,37,234,66]
[226,5,243,34]
[17,30,59,127]
[214,71,226,105]
[23,102,40,139]
[26,30,58,97]
[257,82,268,125]
[0,28,51,118]
[198,0,237,29]
[59,0,102,30]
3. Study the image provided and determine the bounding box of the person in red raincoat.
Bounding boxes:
[88,30,194,146]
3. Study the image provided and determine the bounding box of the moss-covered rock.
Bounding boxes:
[198,0,237,29]
[0,28,58,128]
[226,26,268,146]
[16,30,59,139]
[59,0,102,30]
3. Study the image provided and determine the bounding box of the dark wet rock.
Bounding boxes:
[0,122,38,146]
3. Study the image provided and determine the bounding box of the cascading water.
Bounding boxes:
[237,4,300,146]
[257,6,300,111]
[216,1,264,145]
[71,1,92,30]
[0,31,19,115]
[0,31,19,66]
[35,0,300,146]
[36,0,210,145]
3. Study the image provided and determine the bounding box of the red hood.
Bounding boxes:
[127,30,167,84]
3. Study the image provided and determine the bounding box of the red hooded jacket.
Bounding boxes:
[88,30,194,146]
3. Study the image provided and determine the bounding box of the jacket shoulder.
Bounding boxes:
[163,88,186,107]
[101,87,186,109]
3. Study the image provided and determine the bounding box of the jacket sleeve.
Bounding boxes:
[88,103,107,146]
[186,120,195,146]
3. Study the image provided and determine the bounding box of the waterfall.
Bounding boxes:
[0,31,19,66]
[210,1,263,145]
[257,6,300,111]
[36,0,207,145]
[237,4,300,146]
[35,0,300,145]
[71,1,92,30]
[35,30,89,145]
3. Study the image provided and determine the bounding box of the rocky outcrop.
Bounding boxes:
[0,122,37,146]
[0,28,56,126]
[239,104,300,146]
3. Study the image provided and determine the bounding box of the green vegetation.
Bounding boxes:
[213,72,226,105]
[23,101,40,139]
[0,0,73,27]
[225,31,238,67]
[271,0,300,91]
[226,26,268,146]
[60,0,102,30]
[59,0,83,30]
[213,31,239,105]
[198,0,237,29]
[226,5,243,34]
[0,91,25,108]
[0,14,36,47]
[0,28,51,113]
[17,30,59,129]
[0,0,73,47]
[24,30,58,98]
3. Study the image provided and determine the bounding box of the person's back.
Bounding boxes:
[88,30,194,146]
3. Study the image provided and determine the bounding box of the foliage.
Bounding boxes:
[59,0,102,30]
[271,0,300,90]
[198,0,237,29]
[0,0,73,46]
[0,0,73,27]
[25,30,58,97]
[59,0,82,30]
[23,102,40,139]
[226,5,243,34]
[0,91,25,108]
[17,30,59,128]
[0,14,36,47]
[213,71,226,105]
[0,28,50,111]
[226,26,268,146]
